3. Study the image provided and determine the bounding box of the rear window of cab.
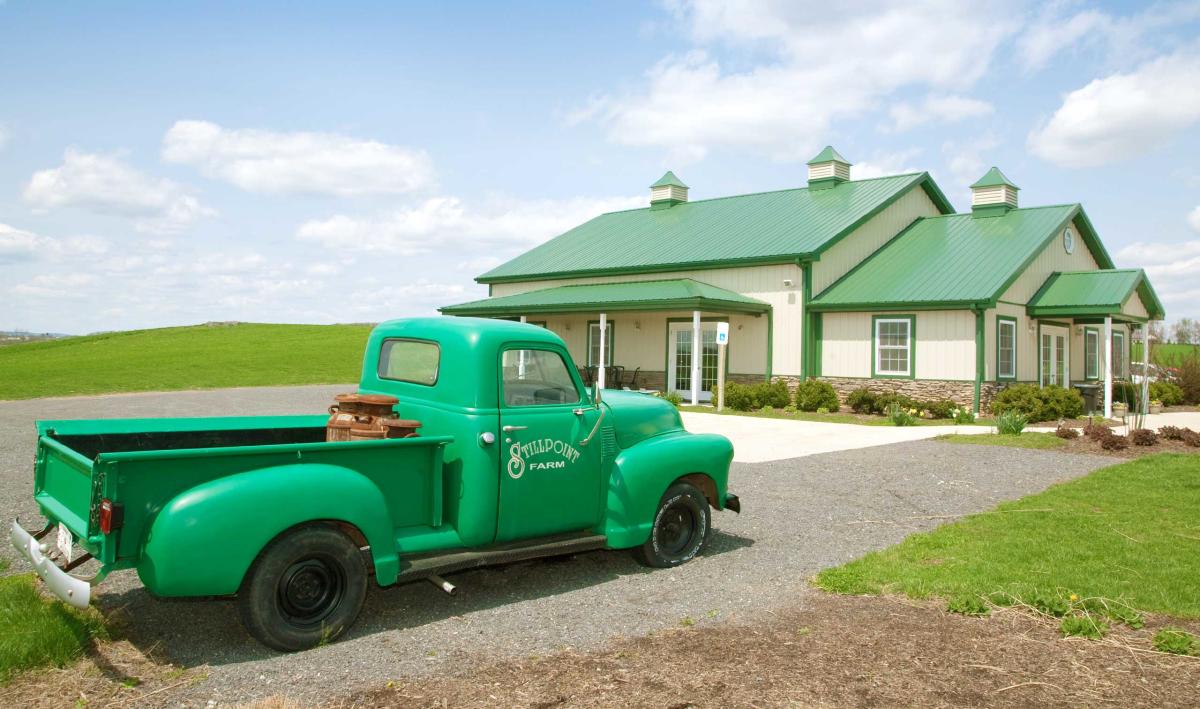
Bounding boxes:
[378,338,440,385]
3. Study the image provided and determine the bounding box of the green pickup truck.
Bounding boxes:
[11,317,738,651]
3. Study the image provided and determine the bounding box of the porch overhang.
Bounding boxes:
[1026,269,1165,322]
[440,278,771,317]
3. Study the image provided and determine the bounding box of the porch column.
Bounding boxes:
[691,310,701,406]
[1141,323,1150,415]
[597,312,607,389]
[1103,316,1113,419]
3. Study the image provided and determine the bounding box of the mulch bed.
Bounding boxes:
[339,593,1200,709]
[1057,434,1200,458]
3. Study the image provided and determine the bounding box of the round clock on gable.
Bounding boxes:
[1064,228,1075,254]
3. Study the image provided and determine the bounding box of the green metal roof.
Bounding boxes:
[650,171,688,189]
[1027,269,1165,320]
[807,145,850,165]
[440,278,771,316]
[478,173,952,283]
[970,167,1019,190]
[810,204,1116,311]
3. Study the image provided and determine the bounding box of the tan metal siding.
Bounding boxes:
[1123,293,1149,319]
[820,312,872,377]
[986,303,1038,381]
[491,264,796,374]
[1000,217,1100,303]
[820,310,974,380]
[810,186,940,294]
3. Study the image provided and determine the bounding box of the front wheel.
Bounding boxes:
[635,482,712,568]
[238,524,368,652]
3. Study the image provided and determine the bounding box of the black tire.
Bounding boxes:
[635,482,712,568]
[238,524,368,652]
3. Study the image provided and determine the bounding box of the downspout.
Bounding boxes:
[765,308,774,381]
[799,260,813,380]
[973,307,985,415]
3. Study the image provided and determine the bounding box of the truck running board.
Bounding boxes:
[395,532,608,585]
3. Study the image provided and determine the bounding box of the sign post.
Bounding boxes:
[715,322,729,412]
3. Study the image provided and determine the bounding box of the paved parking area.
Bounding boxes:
[0,386,1114,705]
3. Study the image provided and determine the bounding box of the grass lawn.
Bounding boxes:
[0,322,372,400]
[680,405,991,427]
[816,454,1200,618]
[0,572,108,683]
[936,432,1066,450]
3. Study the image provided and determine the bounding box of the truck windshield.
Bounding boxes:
[378,339,440,385]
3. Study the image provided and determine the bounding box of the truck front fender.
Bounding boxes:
[602,431,733,549]
[137,464,398,597]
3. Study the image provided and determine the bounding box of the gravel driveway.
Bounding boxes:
[0,386,1115,706]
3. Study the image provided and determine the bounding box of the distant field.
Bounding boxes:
[1134,342,1200,366]
[0,323,372,400]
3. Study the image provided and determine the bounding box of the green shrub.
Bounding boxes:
[990,384,1083,422]
[1112,381,1139,405]
[759,404,775,414]
[663,391,683,408]
[1178,352,1200,405]
[816,406,829,414]
[886,402,918,426]
[794,380,839,412]
[1060,614,1108,639]
[996,409,1028,435]
[846,388,877,414]
[723,380,790,411]
[873,392,916,415]
[1152,628,1199,656]
[921,399,957,419]
[1150,381,1185,406]
[951,407,975,424]
[724,382,755,411]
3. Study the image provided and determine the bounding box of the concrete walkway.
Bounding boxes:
[680,411,992,463]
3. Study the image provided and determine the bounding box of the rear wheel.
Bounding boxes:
[238,525,367,652]
[635,482,711,568]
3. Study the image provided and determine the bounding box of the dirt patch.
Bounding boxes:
[1057,432,1200,458]
[1,638,204,708]
[322,594,1200,709]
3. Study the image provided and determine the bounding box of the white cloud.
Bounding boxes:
[0,223,53,263]
[1117,235,1200,319]
[888,95,993,132]
[1189,206,1200,233]
[940,134,1001,192]
[296,194,644,256]
[576,0,1017,160]
[162,120,435,196]
[1018,1,1200,72]
[853,149,923,180]
[22,149,215,233]
[0,123,9,152]
[1028,49,1200,168]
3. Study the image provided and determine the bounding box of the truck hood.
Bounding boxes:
[600,390,685,449]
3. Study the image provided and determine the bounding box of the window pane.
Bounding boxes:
[502,349,579,406]
[998,321,1015,377]
[876,319,910,374]
[675,329,691,390]
[588,323,613,366]
[378,339,440,385]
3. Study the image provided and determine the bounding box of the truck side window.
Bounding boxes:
[378,339,440,385]
[502,349,580,407]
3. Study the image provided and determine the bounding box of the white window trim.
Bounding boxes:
[587,321,614,367]
[874,318,912,377]
[997,319,1017,379]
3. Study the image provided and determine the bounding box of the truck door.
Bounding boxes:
[495,345,604,542]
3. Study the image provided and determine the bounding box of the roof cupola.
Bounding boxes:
[806,145,851,190]
[970,167,1019,217]
[649,171,688,209]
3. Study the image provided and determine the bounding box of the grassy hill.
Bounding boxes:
[0,323,373,400]
[1133,343,1200,366]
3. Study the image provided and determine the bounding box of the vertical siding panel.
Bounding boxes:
[1000,217,1101,302]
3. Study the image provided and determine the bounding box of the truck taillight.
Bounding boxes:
[99,499,123,534]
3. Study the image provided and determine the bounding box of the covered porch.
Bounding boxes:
[1026,269,1166,418]
[441,279,773,404]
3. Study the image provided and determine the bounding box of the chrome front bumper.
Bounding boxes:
[10,520,92,609]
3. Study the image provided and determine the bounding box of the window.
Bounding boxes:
[997,318,1017,380]
[1113,331,1126,378]
[378,339,439,385]
[873,316,914,377]
[501,349,580,407]
[1084,328,1099,380]
[587,321,614,367]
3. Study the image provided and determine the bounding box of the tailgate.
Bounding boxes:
[34,434,106,559]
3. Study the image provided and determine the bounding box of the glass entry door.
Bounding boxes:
[668,321,719,401]
[1040,324,1069,387]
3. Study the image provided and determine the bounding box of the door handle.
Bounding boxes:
[502,425,528,432]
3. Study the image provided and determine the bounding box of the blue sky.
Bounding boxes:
[2,0,1199,333]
